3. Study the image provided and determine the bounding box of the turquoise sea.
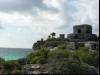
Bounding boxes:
[0,48,33,61]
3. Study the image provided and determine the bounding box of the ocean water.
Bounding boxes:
[0,48,33,61]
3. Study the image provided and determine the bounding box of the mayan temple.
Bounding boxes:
[67,24,99,50]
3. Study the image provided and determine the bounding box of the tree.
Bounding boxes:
[27,48,49,64]
[72,47,99,67]
[48,57,98,74]
[50,32,56,38]
[0,58,5,74]
[26,46,99,74]
[47,35,51,40]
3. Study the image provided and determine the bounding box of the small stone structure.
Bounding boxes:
[59,34,65,39]
[67,24,99,50]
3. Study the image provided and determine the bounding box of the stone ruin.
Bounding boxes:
[67,24,99,50]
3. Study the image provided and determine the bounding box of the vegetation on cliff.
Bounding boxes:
[28,32,99,74]
[27,47,99,74]
[33,32,68,50]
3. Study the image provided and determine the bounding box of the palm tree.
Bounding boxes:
[48,35,51,39]
[50,32,56,38]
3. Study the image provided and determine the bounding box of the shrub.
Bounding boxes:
[27,48,49,64]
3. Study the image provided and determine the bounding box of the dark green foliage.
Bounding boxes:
[26,47,99,74]
[47,48,98,74]
[33,40,45,50]
[11,70,24,74]
[0,58,5,74]
[27,48,49,64]
[32,32,67,50]
[48,59,70,74]
[48,49,70,59]
[33,40,67,50]
[0,58,5,62]
[79,63,97,74]
[57,44,67,49]
[43,41,61,48]
[0,58,24,74]
[48,58,97,74]
[73,47,99,67]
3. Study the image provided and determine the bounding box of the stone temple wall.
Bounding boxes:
[67,24,99,50]
[67,24,97,42]
[73,24,92,35]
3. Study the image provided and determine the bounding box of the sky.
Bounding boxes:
[0,0,99,48]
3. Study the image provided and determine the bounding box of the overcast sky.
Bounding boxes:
[0,0,99,48]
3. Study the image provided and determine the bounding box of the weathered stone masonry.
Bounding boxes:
[67,24,99,50]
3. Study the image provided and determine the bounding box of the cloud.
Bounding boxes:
[0,0,41,11]
[0,10,63,48]
[0,21,3,29]
[0,0,99,48]
[0,0,98,32]
[55,0,99,34]
[0,0,58,14]
[0,23,1,28]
